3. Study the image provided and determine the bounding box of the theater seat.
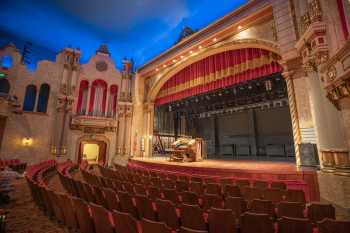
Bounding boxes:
[71,197,94,233]
[240,212,274,233]
[180,204,207,231]
[141,218,172,233]
[155,198,180,230]
[318,218,350,233]
[90,203,114,233]
[180,226,208,233]
[208,208,237,233]
[134,195,157,221]
[277,216,313,233]
[307,203,335,223]
[277,201,305,219]
[112,210,139,233]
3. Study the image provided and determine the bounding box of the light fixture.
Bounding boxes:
[189,50,193,54]
[163,64,167,68]
[173,59,177,63]
[22,137,33,146]
[180,55,184,59]
[156,68,159,71]
[198,45,202,49]
[213,38,217,42]
[238,25,243,30]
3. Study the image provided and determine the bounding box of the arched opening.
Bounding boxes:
[77,140,107,166]
[0,79,10,94]
[23,84,37,112]
[37,83,50,113]
[152,47,294,161]
[89,79,107,117]
[107,85,118,118]
[76,80,89,115]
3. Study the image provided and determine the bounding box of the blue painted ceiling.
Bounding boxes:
[0,0,247,70]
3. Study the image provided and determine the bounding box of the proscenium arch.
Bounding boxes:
[147,39,282,103]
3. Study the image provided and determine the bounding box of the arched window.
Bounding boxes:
[37,83,50,113]
[89,79,107,117]
[23,85,37,112]
[107,85,118,117]
[1,56,13,69]
[0,79,10,94]
[76,80,89,115]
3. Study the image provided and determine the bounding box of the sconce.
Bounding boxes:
[22,137,33,146]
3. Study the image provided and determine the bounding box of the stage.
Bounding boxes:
[128,157,320,202]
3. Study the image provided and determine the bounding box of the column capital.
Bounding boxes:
[281,71,295,79]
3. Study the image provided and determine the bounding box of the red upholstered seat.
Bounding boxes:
[236,179,250,188]
[71,197,94,233]
[163,179,176,189]
[277,216,313,233]
[134,184,147,195]
[162,188,181,205]
[205,183,222,195]
[285,190,306,203]
[190,182,204,195]
[250,199,275,217]
[208,208,237,233]
[240,212,274,233]
[112,209,139,233]
[307,203,335,223]
[202,194,223,211]
[155,198,180,230]
[271,181,287,190]
[47,189,65,223]
[117,191,138,219]
[253,180,269,189]
[263,188,286,205]
[181,191,199,206]
[223,184,241,197]
[176,180,190,192]
[180,204,207,231]
[148,186,162,201]
[224,196,247,220]
[318,218,350,233]
[103,187,121,211]
[90,203,114,233]
[135,194,157,221]
[277,201,305,219]
[141,218,172,233]
[56,193,79,230]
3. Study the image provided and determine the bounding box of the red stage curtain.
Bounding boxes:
[337,0,349,40]
[155,48,282,106]
[76,80,89,113]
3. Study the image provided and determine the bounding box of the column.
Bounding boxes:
[247,109,258,156]
[306,70,348,167]
[117,105,126,155]
[282,71,302,167]
[144,103,154,157]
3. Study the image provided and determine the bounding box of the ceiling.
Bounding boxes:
[0,0,246,70]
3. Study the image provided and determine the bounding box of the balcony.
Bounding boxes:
[70,113,118,133]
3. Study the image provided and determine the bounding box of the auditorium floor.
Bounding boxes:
[3,175,70,233]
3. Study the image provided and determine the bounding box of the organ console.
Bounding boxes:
[169,138,204,162]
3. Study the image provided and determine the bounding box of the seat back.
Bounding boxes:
[93,185,108,208]
[241,187,264,203]
[117,191,138,218]
[180,227,208,233]
[206,183,221,195]
[103,187,121,211]
[162,188,180,204]
[56,193,79,229]
[208,208,236,233]
[253,180,268,189]
[240,212,274,233]
[135,195,156,221]
[71,197,94,233]
[202,194,223,211]
[134,184,147,195]
[47,189,65,222]
[225,197,247,217]
[263,188,286,204]
[190,182,204,195]
[223,184,241,197]
[163,179,176,189]
[271,181,287,190]
[155,198,179,230]
[148,186,161,201]
[112,210,139,233]
[285,190,306,203]
[250,199,274,217]
[278,217,313,233]
[176,180,190,192]
[318,219,350,233]
[141,218,172,233]
[307,203,335,223]
[277,201,305,218]
[180,204,206,231]
[90,203,114,233]
[181,191,199,205]
[236,179,250,188]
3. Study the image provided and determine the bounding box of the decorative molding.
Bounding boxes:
[70,115,117,132]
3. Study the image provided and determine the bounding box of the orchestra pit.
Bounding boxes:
[1,0,350,232]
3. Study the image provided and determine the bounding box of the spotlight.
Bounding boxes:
[213,38,217,42]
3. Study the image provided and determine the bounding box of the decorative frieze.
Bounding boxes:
[70,115,117,132]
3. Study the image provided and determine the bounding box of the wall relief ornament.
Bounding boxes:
[96,60,108,72]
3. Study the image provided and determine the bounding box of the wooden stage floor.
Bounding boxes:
[128,157,320,202]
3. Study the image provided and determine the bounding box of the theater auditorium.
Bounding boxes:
[1,0,350,232]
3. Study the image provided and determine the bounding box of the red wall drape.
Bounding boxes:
[337,0,349,39]
[76,80,89,113]
[155,48,282,106]
[89,79,108,114]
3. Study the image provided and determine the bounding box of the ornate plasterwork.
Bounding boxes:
[70,115,117,132]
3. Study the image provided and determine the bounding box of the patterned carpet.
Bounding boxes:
[3,175,70,233]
